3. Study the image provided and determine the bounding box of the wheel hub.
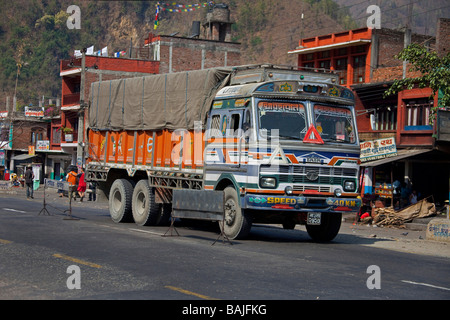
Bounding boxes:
[224,200,236,226]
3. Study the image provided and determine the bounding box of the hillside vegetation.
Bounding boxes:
[0,0,446,107]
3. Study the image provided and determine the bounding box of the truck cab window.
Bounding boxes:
[211,114,221,132]
[229,113,241,136]
[313,104,356,143]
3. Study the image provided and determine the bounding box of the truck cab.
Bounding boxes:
[203,65,361,240]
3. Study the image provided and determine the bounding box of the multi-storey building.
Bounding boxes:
[55,3,240,179]
[288,19,450,206]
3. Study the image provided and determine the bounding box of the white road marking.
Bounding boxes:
[129,228,165,236]
[401,280,450,292]
[3,208,27,213]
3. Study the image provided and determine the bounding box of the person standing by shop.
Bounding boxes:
[25,166,34,199]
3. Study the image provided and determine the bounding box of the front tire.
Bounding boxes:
[306,212,342,242]
[220,187,252,240]
[109,179,134,223]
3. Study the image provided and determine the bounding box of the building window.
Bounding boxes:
[352,45,366,54]
[373,106,397,131]
[335,57,348,85]
[303,62,314,69]
[353,55,366,83]
[52,127,61,144]
[0,123,10,142]
[318,50,330,59]
[318,60,330,70]
[305,53,314,61]
[335,47,347,56]
[404,99,433,130]
[31,130,44,145]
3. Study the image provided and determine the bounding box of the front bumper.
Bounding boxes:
[243,194,361,213]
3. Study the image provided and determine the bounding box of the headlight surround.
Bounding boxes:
[260,177,277,188]
[285,186,293,195]
[344,180,356,192]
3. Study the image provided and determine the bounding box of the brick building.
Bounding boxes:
[56,56,159,177]
[145,3,240,74]
[288,19,450,206]
[145,33,240,74]
[0,111,51,182]
[55,2,241,178]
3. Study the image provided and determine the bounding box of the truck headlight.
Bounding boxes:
[260,177,277,188]
[344,180,356,192]
[285,186,293,195]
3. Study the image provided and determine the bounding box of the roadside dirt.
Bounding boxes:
[340,214,450,259]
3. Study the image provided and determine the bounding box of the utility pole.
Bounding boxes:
[77,48,86,169]
[403,0,413,79]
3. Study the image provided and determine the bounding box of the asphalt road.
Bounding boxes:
[0,190,449,305]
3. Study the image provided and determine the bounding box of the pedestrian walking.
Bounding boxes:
[77,168,86,202]
[67,168,78,201]
[58,172,65,197]
[88,181,97,201]
[25,166,34,199]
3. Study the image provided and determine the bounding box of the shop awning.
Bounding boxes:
[12,154,36,161]
[288,39,371,55]
[361,148,432,167]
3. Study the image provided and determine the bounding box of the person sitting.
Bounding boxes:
[409,190,418,205]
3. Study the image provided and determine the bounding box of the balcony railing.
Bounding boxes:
[61,131,78,144]
[62,93,80,107]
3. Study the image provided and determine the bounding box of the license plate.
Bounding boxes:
[307,212,321,225]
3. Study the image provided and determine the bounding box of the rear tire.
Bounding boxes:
[109,179,134,223]
[306,212,342,242]
[132,180,161,226]
[220,187,252,240]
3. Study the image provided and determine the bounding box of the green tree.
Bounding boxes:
[384,43,450,122]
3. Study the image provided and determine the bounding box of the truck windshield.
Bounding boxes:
[313,104,356,144]
[258,100,307,140]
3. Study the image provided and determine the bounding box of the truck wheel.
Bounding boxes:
[221,187,252,240]
[132,180,161,226]
[306,212,342,242]
[109,179,134,223]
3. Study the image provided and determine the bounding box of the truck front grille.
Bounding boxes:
[260,164,357,191]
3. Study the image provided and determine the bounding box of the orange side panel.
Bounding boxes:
[89,129,207,169]
[164,130,173,168]
[106,132,114,163]
[125,132,134,164]
[194,131,204,169]
[155,131,164,167]
[116,132,126,163]
[136,131,146,166]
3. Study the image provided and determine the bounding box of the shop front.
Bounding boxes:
[360,147,450,211]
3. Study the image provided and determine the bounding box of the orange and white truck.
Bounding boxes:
[86,64,361,240]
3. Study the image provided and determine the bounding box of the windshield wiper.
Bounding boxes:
[323,137,348,143]
[279,135,301,141]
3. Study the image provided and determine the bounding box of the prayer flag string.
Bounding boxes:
[154,1,214,29]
